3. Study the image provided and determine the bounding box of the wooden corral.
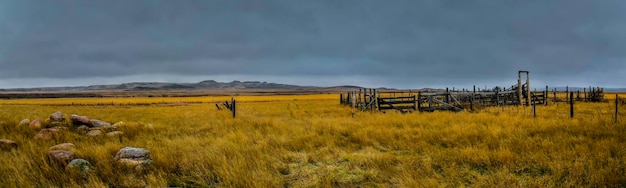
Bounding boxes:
[340,71,605,113]
[340,89,418,112]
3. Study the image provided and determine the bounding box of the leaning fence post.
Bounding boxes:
[570,92,574,118]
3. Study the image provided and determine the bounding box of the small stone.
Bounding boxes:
[18,119,30,127]
[50,143,75,151]
[90,119,111,128]
[29,119,43,130]
[66,158,92,175]
[76,125,90,134]
[106,131,124,137]
[115,147,151,161]
[34,128,60,140]
[70,114,91,126]
[0,139,17,151]
[115,147,152,171]
[47,150,76,167]
[112,121,125,128]
[49,111,66,125]
[86,130,103,137]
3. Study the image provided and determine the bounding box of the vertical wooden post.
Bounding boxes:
[495,89,500,106]
[358,89,362,109]
[615,94,619,123]
[533,103,536,118]
[417,92,422,111]
[413,95,417,111]
[340,93,343,105]
[570,92,574,118]
[518,72,522,105]
[543,85,550,106]
[232,98,236,118]
[446,87,449,103]
[583,88,587,101]
[470,92,474,112]
[566,86,569,101]
[526,71,530,106]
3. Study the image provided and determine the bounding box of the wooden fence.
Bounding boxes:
[340,85,605,113]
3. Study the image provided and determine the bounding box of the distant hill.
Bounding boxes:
[0,80,324,92]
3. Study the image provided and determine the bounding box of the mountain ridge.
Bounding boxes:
[0,80,341,92]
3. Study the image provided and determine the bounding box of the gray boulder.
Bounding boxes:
[49,111,66,125]
[70,114,91,126]
[76,125,90,134]
[115,147,152,171]
[89,119,111,128]
[18,119,30,127]
[86,130,103,137]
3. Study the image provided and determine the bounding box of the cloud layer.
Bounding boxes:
[1,0,625,88]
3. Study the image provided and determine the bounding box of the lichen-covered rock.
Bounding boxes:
[34,128,60,140]
[66,158,92,176]
[49,111,66,125]
[70,114,91,126]
[29,119,43,130]
[50,143,75,151]
[47,150,76,167]
[89,119,111,128]
[106,131,124,137]
[0,139,17,151]
[18,119,30,127]
[115,147,152,171]
[86,130,103,137]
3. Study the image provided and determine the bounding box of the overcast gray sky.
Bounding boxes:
[0,0,624,89]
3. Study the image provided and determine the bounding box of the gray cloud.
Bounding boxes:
[0,0,625,88]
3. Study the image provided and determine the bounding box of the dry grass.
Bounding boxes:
[0,94,624,187]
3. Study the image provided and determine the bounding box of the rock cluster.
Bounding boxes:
[47,143,92,177]
[21,111,125,140]
[13,111,153,176]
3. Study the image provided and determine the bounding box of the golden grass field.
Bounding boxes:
[0,93,625,187]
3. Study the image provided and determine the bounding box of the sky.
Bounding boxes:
[0,0,625,89]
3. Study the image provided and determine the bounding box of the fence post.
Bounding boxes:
[340,93,343,105]
[570,92,574,118]
[446,87,449,103]
[566,86,569,101]
[543,85,550,106]
[615,94,619,123]
[533,103,536,118]
[417,92,422,111]
[232,99,236,118]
